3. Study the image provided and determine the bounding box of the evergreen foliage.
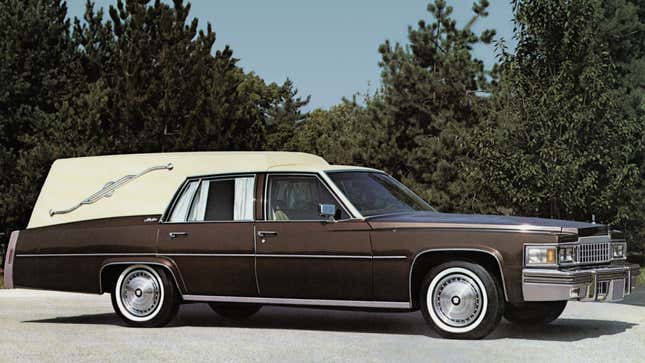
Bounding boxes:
[473,0,642,252]
[0,0,308,239]
[0,0,643,253]
[359,0,496,212]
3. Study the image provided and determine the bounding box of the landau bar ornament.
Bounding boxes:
[49,163,174,217]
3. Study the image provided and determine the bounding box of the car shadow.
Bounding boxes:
[23,303,637,342]
[490,318,637,341]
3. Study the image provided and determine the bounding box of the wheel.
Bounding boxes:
[504,301,567,325]
[209,303,262,320]
[420,261,505,339]
[111,265,179,327]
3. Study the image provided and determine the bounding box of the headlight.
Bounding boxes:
[525,245,557,266]
[558,246,577,264]
[612,243,626,259]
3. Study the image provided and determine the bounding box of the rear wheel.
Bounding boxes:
[209,303,262,320]
[504,301,567,325]
[111,265,179,327]
[420,261,505,339]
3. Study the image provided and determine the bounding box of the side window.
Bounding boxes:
[169,176,255,222]
[266,175,348,221]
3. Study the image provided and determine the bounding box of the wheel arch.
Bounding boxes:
[99,257,186,295]
[409,248,508,308]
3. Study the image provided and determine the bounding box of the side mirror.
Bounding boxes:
[319,203,337,222]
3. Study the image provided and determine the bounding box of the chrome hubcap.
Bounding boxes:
[120,269,161,318]
[432,273,483,328]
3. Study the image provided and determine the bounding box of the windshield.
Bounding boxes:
[327,171,435,217]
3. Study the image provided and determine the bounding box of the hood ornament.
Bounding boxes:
[49,163,174,217]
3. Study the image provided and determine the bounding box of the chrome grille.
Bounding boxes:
[578,242,611,264]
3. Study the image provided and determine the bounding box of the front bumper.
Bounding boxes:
[522,264,640,302]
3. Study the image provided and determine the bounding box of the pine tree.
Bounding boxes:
[360,0,496,212]
[0,0,310,238]
[0,0,74,237]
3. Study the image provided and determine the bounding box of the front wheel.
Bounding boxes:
[504,301,567,325]
[111,265,179,327]
[420,261,505,339]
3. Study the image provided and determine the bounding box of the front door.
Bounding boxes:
[255,174,373,301]
[157,175,258,296]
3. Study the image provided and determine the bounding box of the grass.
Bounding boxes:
[0,274,3,289]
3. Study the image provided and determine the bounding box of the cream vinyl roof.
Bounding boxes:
[27,151,375,229]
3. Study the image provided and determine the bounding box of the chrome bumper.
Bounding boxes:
[522,264,640,302]
[3,231,19,289]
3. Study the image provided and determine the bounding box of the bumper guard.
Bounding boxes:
[523,264,640,302]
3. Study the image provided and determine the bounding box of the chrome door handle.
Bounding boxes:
[169,232,189,239]
[257,231,278,237]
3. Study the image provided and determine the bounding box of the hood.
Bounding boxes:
[367,211,608,236]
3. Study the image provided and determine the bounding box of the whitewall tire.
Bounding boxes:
[111,265,179,327]
[421,261,504,339]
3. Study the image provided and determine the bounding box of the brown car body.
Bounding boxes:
[7,171,636,307]
[3,152,640,338]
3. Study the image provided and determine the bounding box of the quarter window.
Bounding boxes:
[266,175,347,221]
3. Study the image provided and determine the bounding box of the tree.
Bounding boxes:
[284,100,368,164]
[599,0,645,253]
[0,0,74,238]
[358,0,496,212]
[0,0,309,238]
[475,0,642,249]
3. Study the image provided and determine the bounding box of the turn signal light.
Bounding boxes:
[546,249,556,264]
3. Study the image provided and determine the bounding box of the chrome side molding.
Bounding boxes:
[49,163,174,217]
[182,294,412,309]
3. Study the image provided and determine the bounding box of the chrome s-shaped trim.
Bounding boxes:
[409,248,509,302]
[98,261,185,295]
[182,294,411,309]
[3,231,19,289]
[50,163,174,217]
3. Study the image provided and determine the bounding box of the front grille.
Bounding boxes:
[578,242,611,264]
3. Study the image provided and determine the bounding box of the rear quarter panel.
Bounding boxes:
[13,215,159,293]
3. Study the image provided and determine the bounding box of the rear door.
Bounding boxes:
[157,175,258,296]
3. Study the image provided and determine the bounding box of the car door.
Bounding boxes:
[157,174,258,296]
[254,173,373,301]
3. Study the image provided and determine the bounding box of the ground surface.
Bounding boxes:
[1,288,644,363]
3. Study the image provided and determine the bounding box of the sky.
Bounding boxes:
[66,1,516,110]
